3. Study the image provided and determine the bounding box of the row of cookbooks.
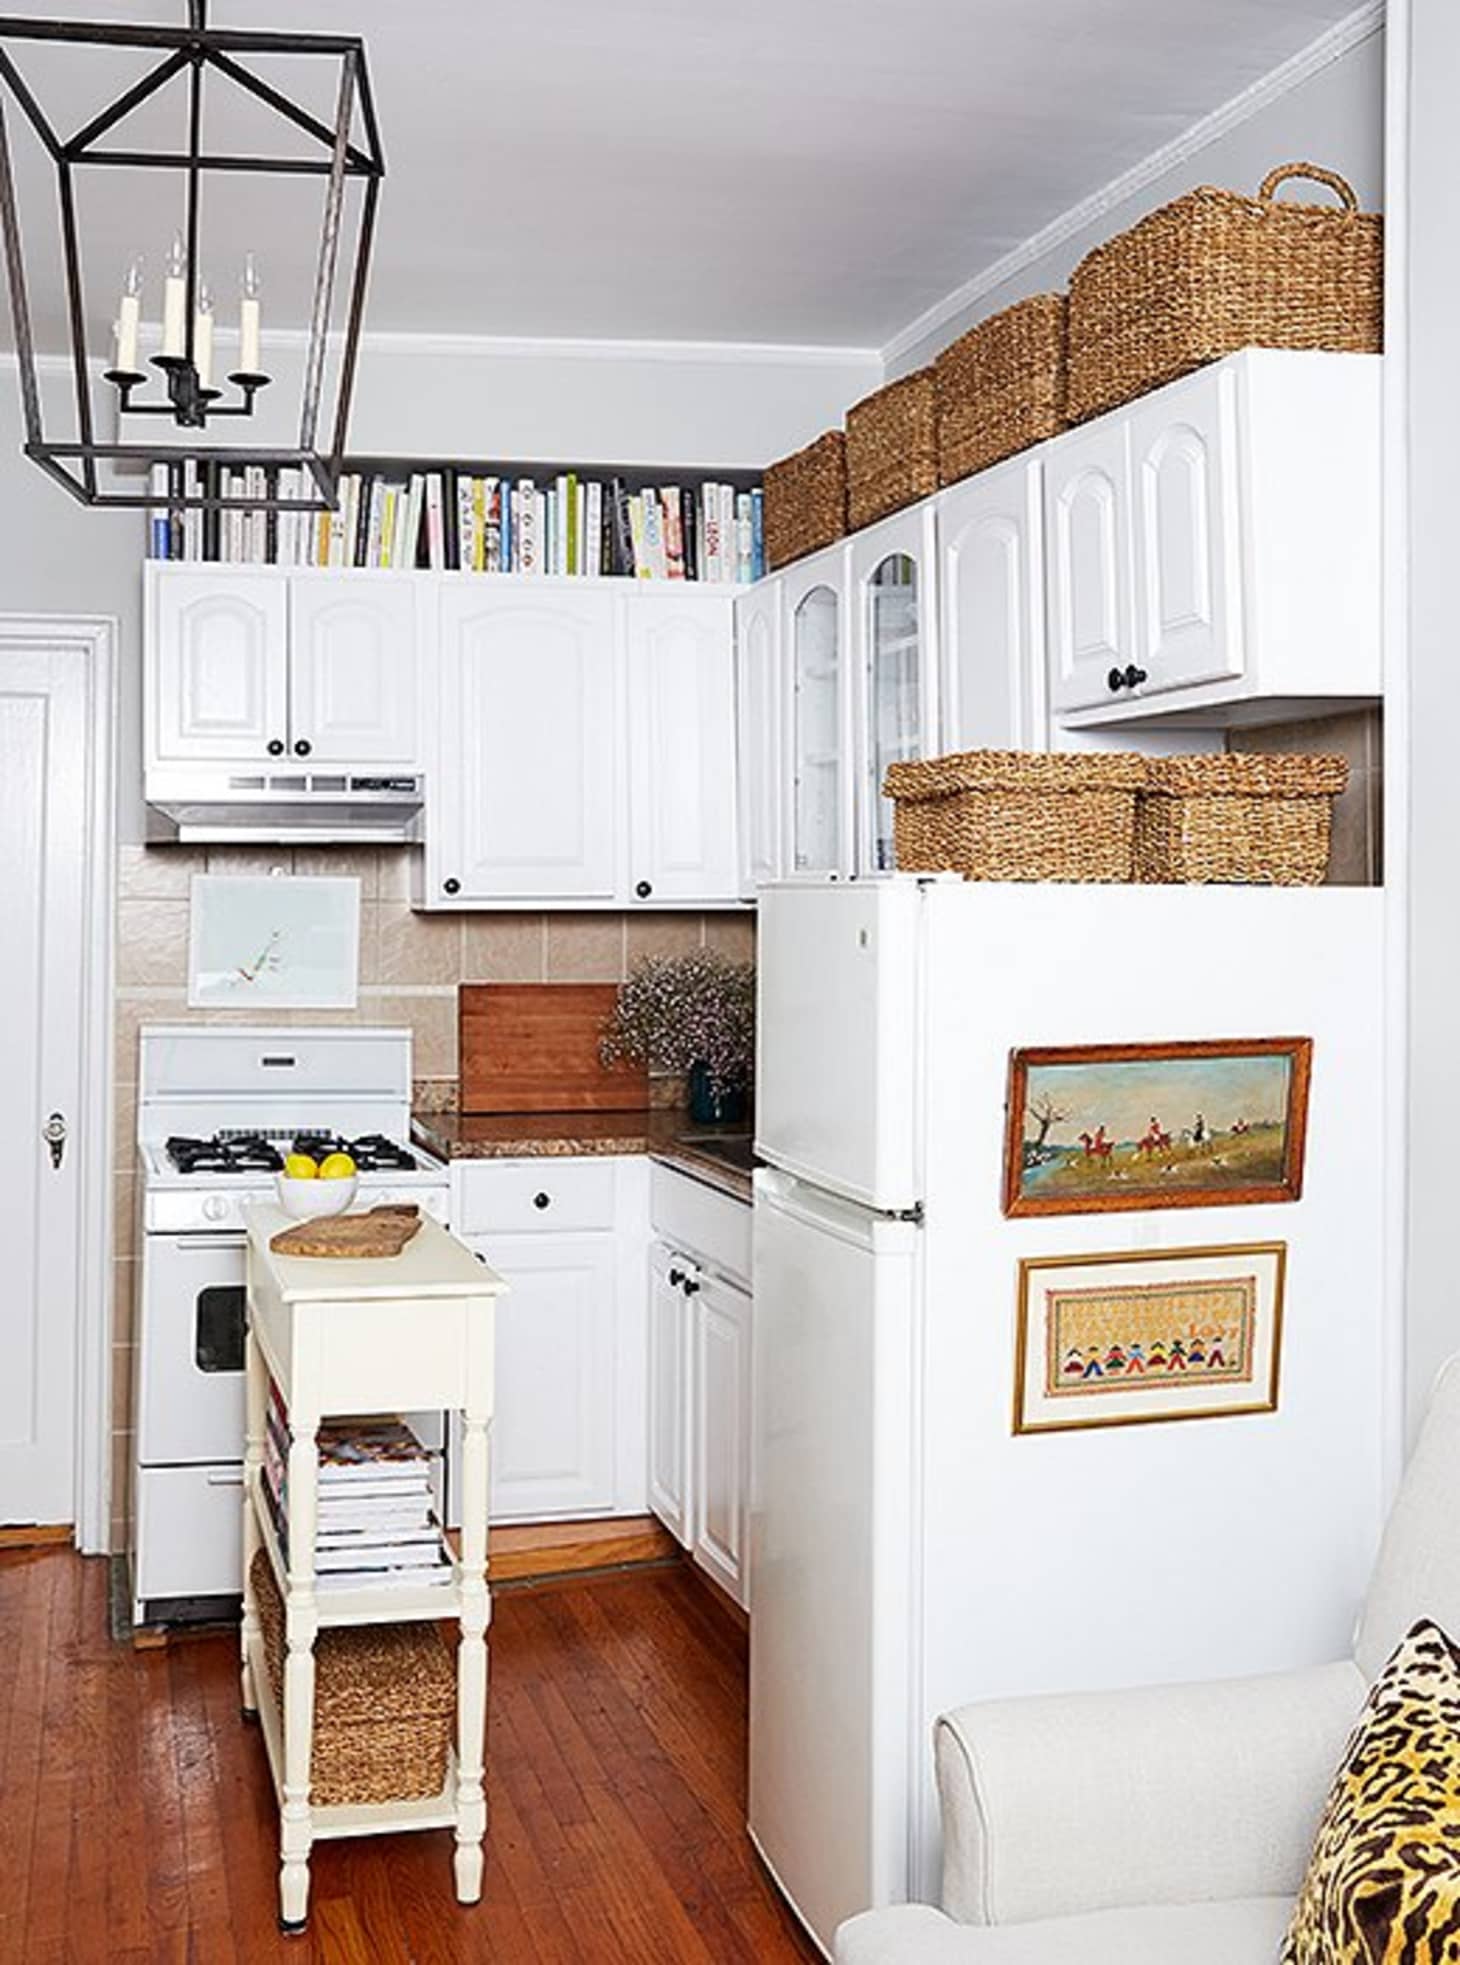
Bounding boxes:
[147,462,766,582]
[259,1388,453,1594]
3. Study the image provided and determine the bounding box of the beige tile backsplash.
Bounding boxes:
[108,841,757,1548]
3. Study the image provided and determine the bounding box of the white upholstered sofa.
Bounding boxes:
[836,1357,1460,1965]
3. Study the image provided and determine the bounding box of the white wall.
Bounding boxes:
[887,24,1385,377]
[0,336,879,844]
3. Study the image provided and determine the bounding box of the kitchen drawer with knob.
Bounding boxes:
[452,1157,620,1236]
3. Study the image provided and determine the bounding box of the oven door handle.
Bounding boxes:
[165,1236,247,1252]
[205,1469,245,1487]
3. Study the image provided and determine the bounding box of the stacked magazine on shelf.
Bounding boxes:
[261,1393,452,1594]
[145,461,765,581]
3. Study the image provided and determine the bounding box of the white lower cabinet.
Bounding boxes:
[648,1165,754,1609]
[453,1156,648,1524]
[692,1272,752,1607]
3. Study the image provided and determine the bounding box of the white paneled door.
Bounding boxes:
[0,630,104,1530]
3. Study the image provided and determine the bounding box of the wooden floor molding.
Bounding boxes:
[0,1522,72,1549]
[487,1512,680,1583]
[0,1545,819,1962]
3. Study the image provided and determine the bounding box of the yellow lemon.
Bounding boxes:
[318,1152,356,1180]
[283,1152,318,1179]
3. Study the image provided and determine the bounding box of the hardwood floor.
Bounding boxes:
[0,1546,821,1964]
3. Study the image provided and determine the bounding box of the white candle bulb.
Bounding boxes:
[115,256,142,373]
[161,233,187,360]
[194,282,214,388]
[239,253,262,375]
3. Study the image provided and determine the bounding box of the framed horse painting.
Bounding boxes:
[1001,1038,1313,1217]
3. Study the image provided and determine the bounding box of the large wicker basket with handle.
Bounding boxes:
[935,293,1068,485]
[763,430,848,570]
[251,1550,456,1807]
[1134,753,1349,886]
[884,750,1150,884]
[845,369,939,530]
[1067,163,1382,424]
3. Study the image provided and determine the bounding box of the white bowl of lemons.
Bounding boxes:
[275,1149,358,1220]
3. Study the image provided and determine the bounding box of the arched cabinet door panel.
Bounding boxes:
[849,504,939,876]
[150,573,288,763]
[289,575,420,765]
[1046,423,1135,717]
[734,579,784,896]
[939,456,1046,754]
[627,592,739,906]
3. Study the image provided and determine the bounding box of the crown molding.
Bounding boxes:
[881,0,1386,368]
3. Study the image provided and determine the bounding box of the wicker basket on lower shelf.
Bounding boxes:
[935,293,1068,485]
[251,1550,456,1807]
[845,369,938,530]
[884,750,1149,884]
[1134,753,1349,886]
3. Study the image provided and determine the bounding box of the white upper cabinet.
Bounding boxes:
[1046,420,1136,717]
[288,574,420,766]
[627,591,739,906]
[784,547,852,880]
[1051,350,1380,726]
[850,505,939,875]
[1128,364,1242,698]
[734,578,783,896]
[938,456,1046,753]
[432,584,620,904]
[149,570,288,764]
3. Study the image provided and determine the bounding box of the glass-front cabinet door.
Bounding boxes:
[785,547,850,877]
[851,506,938,874]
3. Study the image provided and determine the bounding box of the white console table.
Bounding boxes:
[241,1205,504,1931]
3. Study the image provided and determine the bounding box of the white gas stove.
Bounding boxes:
[132,1026,450,1625]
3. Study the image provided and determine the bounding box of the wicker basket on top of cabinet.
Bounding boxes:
[883,750,1149,884]
[763,430,849,570]
[1134,753,1350,886]
[1066,162,1383,424]
[845,369,938,530]
[935,293,1068,484]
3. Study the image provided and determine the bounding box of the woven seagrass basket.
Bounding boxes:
[1067,163,1383,424]
[935,294,1068,485]
[884,750,1149,884]
[764,430,848,570]
[251,1550,456,1806]
[845,369,938,530]
[1134,753,1349,886]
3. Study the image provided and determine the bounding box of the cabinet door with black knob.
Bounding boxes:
[287,574,420,767]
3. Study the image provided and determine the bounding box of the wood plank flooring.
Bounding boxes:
[0,1546,820,1964]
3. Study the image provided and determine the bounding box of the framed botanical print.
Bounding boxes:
[1002,1038,1313,1217]
[1013,1241,1286,1435]
[188,874,360,1010]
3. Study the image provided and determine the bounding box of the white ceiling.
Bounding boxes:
[0,0,1368,354]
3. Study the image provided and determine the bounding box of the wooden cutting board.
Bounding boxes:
[270,1203,423,1259]
[459,984,648,1114]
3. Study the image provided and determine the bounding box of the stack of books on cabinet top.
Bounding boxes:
[147,463,765,583]
[261,1391,453,1595]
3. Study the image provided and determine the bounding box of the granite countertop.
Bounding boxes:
[412,1108,756,1203]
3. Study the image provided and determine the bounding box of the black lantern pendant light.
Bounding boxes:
[0,0,383,510]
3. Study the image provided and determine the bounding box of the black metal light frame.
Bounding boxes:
[0,0,383,510]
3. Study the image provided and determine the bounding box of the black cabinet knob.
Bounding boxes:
[442,877,461,896]
[1107,668,1124,693]
[635,879,653,899]
[267,738,285,755]
[1125,665,1148,688]
[533,1191,551,1210]
[294,739,312,757]
[668,1266,684,1288]
[682,1277,701,1296]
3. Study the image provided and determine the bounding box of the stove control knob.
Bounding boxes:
[202,1195,229,1223]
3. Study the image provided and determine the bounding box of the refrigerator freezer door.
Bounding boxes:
[748,1169,919,1954]
[754,881,923,1213]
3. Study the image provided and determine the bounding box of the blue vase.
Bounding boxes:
[688,1061,747,1127]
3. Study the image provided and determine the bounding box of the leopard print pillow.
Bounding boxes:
[1284,1620,1460,1964]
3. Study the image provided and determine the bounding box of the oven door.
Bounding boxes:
[138,1233,248,1465]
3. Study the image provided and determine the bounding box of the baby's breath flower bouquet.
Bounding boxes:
[600,951,755,1103]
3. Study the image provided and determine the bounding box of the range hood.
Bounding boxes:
[145,769,425,845]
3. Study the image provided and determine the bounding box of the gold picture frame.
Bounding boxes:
[1013,1241,1287,1436]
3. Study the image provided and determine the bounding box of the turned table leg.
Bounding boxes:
[453,1405,491,1904]
[279,1416,319,1933]
[239,1327,266,1718]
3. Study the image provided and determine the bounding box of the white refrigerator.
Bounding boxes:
[747,877,1389,1957]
